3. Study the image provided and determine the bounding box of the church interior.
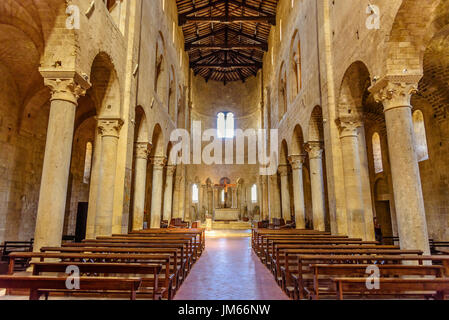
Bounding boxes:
[1,0,449,301]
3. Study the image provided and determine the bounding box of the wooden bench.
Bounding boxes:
[41,246,181,295]
[0,275,141,300]
[79,239,193,278]
[31,262,164,300]
[311,264,445,300]
[288,254,449,299]
[333,278,449,300]
[63,241,190,284]
[8,252,175,299]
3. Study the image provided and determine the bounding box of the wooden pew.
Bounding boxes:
[288,254,449,299]
[41,246,181,295]
[98,235,201,261]
[333,278,449,300]
[0,275,141,300]
[131,228,205,251]
[276,248,422,295]
[7,252,175,299]
[252,229,330,252]
[62,242,189,285]
[311,264,445,300]
[31,262,164,300]
[80,239,193,277]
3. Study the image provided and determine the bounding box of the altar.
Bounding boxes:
[214,208,240,221]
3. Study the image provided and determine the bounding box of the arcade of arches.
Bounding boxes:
[1,0,449,294]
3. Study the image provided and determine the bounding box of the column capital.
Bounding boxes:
[336,116,363,138]
[40,69,91,105]
[369,75,422,112]
[150,156,167,169]
[278,164,289,177]
[288,154,306,170]
[305,141,324,160]
[135,142,151,160]
[98,118,124,138]
[166,165,176,176]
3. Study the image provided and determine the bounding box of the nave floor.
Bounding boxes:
[174,236,288,300]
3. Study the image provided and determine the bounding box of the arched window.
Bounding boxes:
[251,184,257,203]
[372,132,383,173]
[192,184,199,203]
[412,110,429,162]
[225,113,234,138]
[83,142,93,184]
[217,112,225,138]
[217,112,234,138]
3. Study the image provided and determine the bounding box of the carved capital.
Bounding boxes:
[278,165,289,177]
[336,116,363,138]
[150,156,167,169]
[369,75,422,112]
[305,141,323,160]
[98,118,124,138]
[288,154,306,170]
[166,165,176,176]
[135,142,151,160]
[40,70,91,105]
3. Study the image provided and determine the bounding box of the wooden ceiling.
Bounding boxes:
[176,0,278,84]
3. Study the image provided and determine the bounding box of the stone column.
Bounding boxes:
[132,142,150,231]
[86,125,101,239]
[278,165,291,221]
[33,74,89,252]
[268,174,281,220]
[261,176,269,220]
[150,156,167,228]
[305,142,326,231]
[337,117,366,239]
[94,118,124,237]
[162,165,176,222]
[178,165,186,219]
[207,183,213,217]
[289,155,306,229]
[371,76,430,254]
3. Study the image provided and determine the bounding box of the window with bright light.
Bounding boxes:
[192,184,199,203]
[217,112,235,138]
[251,184,257,203]
[83,142,93,184]
[221,189,225,203]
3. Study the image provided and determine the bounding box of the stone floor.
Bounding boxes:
[174,236,289,300]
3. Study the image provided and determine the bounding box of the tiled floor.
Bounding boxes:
[174,236,289,300]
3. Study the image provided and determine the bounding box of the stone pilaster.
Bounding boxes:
[33,72,90,252]
[95,118,124,237]
[132,142,151,230]
[370,75,430,254]
[289,154,306,229]
[150,156,167,228]
[163,165,176,222]
[268,174,281,220]
[337,116,366,239]
[305,141,326,231]
[278,165,291,221]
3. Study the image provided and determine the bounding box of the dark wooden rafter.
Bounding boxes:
[177,0,278,83]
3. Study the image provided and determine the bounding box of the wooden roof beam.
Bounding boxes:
[180,16,276,25]
[190,62,262,68]
[186,43,268,51]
